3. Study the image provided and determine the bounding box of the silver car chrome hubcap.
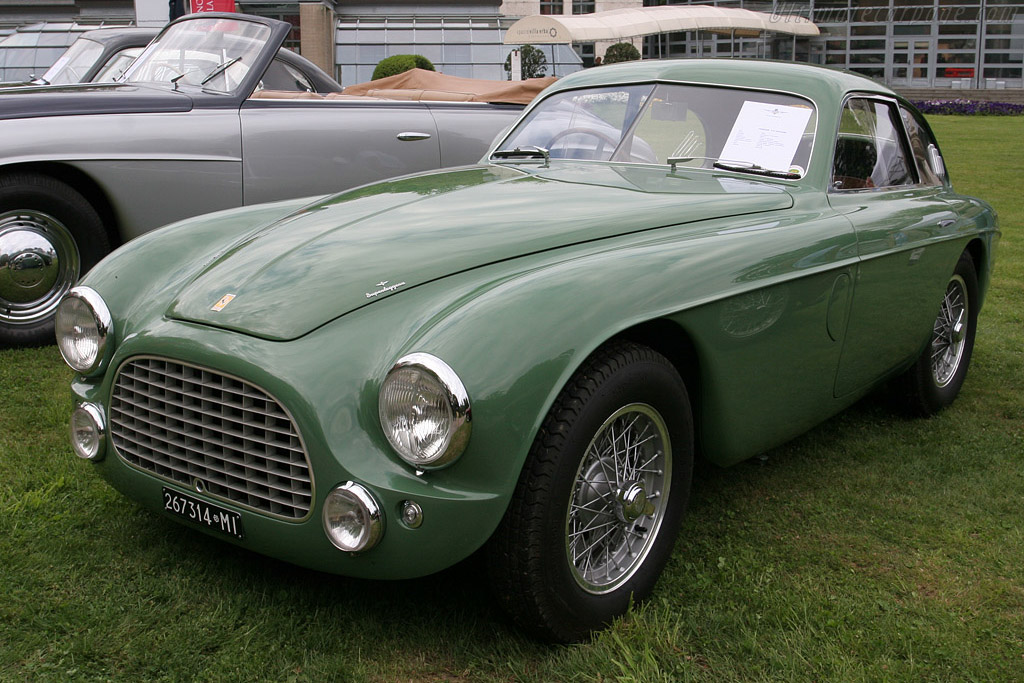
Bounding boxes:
[0,211,80,325]
[566,403,671,594]
[931,274,968,388]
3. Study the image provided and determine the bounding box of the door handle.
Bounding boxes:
[938,219,956,228]
[397,132,432,141]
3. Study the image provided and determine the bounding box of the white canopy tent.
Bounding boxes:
[503,5,819,45]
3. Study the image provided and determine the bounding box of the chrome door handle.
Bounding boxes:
[397,131,432,141]
[938,219,956,228]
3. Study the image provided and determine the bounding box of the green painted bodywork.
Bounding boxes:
[71,59,998,580]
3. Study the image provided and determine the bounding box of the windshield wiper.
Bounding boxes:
[201,56,241,86]
[712,160,802,180]
[491,146,550,165]
[667,156,801,179]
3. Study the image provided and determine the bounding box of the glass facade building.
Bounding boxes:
[643,0,1024,89]
[334,14,582,83]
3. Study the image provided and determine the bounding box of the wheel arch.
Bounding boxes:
[610,318,705,458]
[0,161,122,250]
[963,236,990,304]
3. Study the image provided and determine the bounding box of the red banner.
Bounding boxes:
[190,0,235,12]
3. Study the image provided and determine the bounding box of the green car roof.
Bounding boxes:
[545,58,897,107]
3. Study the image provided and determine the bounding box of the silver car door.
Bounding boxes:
[239,98,441,205]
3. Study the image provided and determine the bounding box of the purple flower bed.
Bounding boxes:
[910,98,1024,115]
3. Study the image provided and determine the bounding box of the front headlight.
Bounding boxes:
[70,403,106,461]
[378,352,471,470]
[323,482,383,552]
[55,286,112,375]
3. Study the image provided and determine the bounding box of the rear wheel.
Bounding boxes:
[488,341,693,642]
[893,250,979,415]
[0,173,108,347]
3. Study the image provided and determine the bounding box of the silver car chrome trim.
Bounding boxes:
[383,352,472,471]
[57,286,113,375]
[0,210,81,326]
[323,481,385,552]
[70,402,107,461]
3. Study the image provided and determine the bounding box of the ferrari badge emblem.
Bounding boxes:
[211,293,236,311]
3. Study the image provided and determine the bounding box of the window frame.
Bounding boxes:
[829,94,920,193]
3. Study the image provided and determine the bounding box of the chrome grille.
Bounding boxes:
[110,357,312,520]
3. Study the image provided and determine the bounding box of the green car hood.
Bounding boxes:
[169,163,793,341]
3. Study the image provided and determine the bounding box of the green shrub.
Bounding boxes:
[372,54,436,80]
[603,42,641,64]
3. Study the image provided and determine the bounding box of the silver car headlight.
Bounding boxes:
[378,352,471,470]
[323,482,384,552]
[55,286,112,375]
[70,403,107,461]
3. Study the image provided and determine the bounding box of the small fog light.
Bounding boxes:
[70,403,106,461]
[323,482,383,553]
[400,500,423,529]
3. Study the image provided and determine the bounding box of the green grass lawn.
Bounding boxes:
[2,116,1022,681]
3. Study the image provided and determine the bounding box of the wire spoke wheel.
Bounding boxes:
[566,403,671,594]
[891,250,979,416]
[930,274,968,388]
[488,342,693,642]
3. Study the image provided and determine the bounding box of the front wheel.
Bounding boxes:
[893,250,979,416]
[0,174,109,347]
[488,342,693,642]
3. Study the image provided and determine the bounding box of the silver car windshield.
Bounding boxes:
[122,17,270,93]
[41,37,104,85]
[495,83,817,177]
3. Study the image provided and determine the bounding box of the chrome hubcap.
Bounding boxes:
[566,403,671,594]
[0,210,80,325]
[931,274,968,388]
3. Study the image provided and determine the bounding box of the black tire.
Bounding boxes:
[487,341,694,642]
[893,250,979,416]
[0,173,109,347]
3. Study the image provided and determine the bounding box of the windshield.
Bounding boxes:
[496,83,817,177]
[122,17,271,93]
[92,47,144,82]
[41,37,104,85]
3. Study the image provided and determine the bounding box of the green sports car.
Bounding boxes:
[57,58,998,642]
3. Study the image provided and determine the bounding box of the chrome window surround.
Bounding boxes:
[109,356,313,521]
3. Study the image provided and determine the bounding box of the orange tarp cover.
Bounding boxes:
[342,69,557,105]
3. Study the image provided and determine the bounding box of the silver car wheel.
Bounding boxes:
[565,402,671,594]
[0,210,80,326]
[931,273,968,388]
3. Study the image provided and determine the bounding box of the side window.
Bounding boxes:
[832,98,916,190]
[255,57,315,93]
[899,105,946,186]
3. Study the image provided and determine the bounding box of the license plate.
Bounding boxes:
[162,487,245,539]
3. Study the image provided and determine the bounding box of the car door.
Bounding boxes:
[828,95,962,397]
[239,97,441,205]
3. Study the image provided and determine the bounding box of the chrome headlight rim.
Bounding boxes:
[70,402,107,461]
[322,481,384,553]
[55,285,113,375]
[379,352,472,471]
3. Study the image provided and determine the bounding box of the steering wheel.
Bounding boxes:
[546,127,621,158]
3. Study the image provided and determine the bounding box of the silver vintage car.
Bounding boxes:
[0,13,536,346]
[0,27,160,87]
